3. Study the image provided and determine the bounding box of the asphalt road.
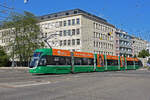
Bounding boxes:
[0,68,150,100]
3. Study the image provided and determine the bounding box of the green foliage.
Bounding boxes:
[133,55,137,58]
[0,46,9,67]
[138,49,150,58]
[2,11,44,66]
[147,58,150,64]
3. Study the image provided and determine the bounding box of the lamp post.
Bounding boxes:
[24,0,29,3]
[11,37,16,67]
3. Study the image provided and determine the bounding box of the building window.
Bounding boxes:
[94,32,96,38]
[96,42,98,47]
[72,39,75,45]
[76,29,80,35]
[116,40,118,44]
[60,40,63,46]
[68,20,71,26]
[93,23,95,29]
[59,21,62,27]
[68,30,71,36]
[68,40,71,45]
[63,21,66,26]
[64,40,66,46]
[99,42,101,48]
[74,10,78,14]
[63,30,67,36]
[45,33,47,37]
[66,12,69,15]
[72,19,75,25]
[72,29,75,35]
[77,39,80,45]
[96,23,98,29]
[59,31,62,36]
[41,17,44,20]
[94,41,95,47]
[55,14,57,17]
[76,18,80,24]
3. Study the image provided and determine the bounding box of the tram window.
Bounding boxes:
[54,57,59,61]
[46,56,56,65]
[127,61,134,65]
[46,55,71,65]
[138,61,143,66]
[74,58,82,65]
[74,57,94,65]
[59,57,66,65]
[135,61,139,65]
[88,58,94,65]
[107,60,118,66]
[66,57,71,65]
[82,58,88,65]
[38,56,46,66]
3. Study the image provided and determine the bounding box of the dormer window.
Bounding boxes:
[55,14,57,17]
[74,10,78,14]
[66,12,69,15]
[41,17,44,20]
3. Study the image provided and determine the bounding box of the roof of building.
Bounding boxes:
[38,9,115,28]
[115,29,133,38]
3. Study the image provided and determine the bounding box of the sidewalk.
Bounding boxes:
[138,67,149,71]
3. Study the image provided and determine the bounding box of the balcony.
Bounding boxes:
[119,43,132,48]
[120,50,132,54]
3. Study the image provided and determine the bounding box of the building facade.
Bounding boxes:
[0,28,13,53]
[39,9,116,55]
[146,42,150,54]
[115,29,133,57]
[132,36,147,56]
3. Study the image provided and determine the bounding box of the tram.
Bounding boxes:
[29,48,142,74]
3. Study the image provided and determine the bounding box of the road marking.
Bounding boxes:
[73,75,80,78]
[0,84,15,88]
[14,81,52,87]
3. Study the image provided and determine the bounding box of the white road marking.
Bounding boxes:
[14,81,52,88]
[73,75,80,78]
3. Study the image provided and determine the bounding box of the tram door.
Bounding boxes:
[120,57,125,67]
[98,54,104,67]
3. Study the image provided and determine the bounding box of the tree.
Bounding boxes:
[0,46,9,67]
[138,49,150,67]
[133,54,137,58]
[138,49,150,58]
[2,11,44,66]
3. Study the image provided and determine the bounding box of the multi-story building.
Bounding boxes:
[132,36,147,56]
[0,28,13,53]
[39,9,116,55]
[146,42,150,54]
[115,29,133,57]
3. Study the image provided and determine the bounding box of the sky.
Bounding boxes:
[0,0,150,42]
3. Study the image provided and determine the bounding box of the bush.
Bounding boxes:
[0,46,10,67]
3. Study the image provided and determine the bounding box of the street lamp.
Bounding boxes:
[24,0,29,3]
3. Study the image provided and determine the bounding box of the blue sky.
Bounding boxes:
[0,0,150,41]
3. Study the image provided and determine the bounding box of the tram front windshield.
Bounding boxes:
[29,52,42,68]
